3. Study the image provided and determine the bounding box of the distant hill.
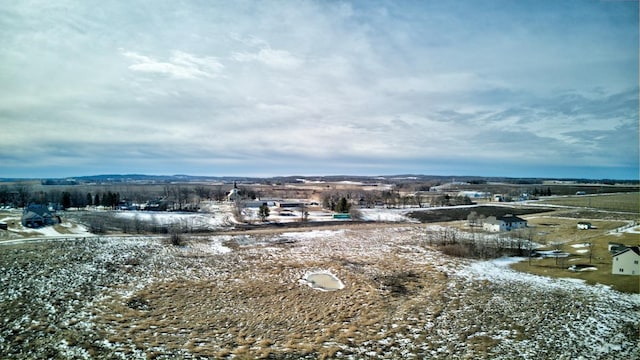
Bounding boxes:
[1,173,637,186]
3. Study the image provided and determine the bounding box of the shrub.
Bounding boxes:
[440,243,471,258]
[170,230,183,246]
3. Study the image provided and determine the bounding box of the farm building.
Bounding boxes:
[275,201,303,208]
[458,191,490,199]
[611,246,640,276]
[483,214,527,232]
[577,222,592,230]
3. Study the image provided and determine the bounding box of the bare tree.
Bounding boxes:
[12,183,32,208]
[233,198,246,223]
[194,186,210,200]
[467,211,479,227]
[299,203,309,222]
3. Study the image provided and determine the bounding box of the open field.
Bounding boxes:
[505,192,640,293]
[1,227,638,359]
[1,192,638,358]
[514,214,639,293]
[536,192,640,213]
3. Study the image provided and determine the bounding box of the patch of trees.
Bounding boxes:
[433,195,473,207]
[72,212,211,235]
[531,187,552,197]
[0,182,241,211]
[41,179,78,185]
[425,226,537,259]
[0,184,32,208]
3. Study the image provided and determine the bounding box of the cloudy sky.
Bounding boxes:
[1,0,638,179]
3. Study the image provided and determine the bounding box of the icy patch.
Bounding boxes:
[358,208,417,222]
[185,238,232,254]
[114,211,230,230]
[571,243,590,248]
[301,270,345,291]
[29,226,65,237]
[280,229,345,241]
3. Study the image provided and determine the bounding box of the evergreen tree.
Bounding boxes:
[94,193,100,206]
[86,193,93,207]
[336,197,350,213]
[62,192,71,209]
[258,203,270,222]
[101,192,109,207]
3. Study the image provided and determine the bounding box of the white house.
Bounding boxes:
[612,246,640,276]
[483,214,527,232]
[227,181,239,202]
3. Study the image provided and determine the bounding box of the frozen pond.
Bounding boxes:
[303,272,344,291]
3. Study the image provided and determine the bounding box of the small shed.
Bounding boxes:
[577,222,592,230]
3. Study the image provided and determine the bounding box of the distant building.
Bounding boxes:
[227,181,239,202]
[577,222,592,230]
[275,201,303,208]
[612,246,640,275]
[483,214,527,232]
[458,191,490,199]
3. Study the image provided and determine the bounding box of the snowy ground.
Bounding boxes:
[0,210,92,241]
[113,209,233,230]
[0,226,637,359]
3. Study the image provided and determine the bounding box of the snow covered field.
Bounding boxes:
[0,226,637,359]
[113,209,233,230]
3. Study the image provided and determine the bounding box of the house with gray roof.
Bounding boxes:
[21,204,60,228]
[483,214,527,232]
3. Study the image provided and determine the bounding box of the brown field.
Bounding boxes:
[0,189,638,358]
[537,192,639,213]
[2,227,638,359]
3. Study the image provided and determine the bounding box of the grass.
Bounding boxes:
[94,245,452,358]
[512,215,639,293]
[537,192,639,213]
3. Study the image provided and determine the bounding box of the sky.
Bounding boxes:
[1,0,638,180]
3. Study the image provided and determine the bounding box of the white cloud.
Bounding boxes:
[122,50,223,79]
[232,48,302,69]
